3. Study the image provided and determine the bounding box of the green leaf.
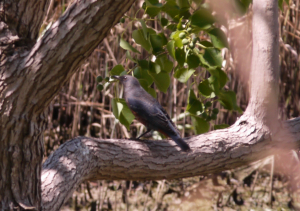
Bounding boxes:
[112,98,135,130]
[218,90,242,112]
[148,87,157,98]
[126,51,137,63]
[214,124,230,130]
[191,115,210,134]
[147,0,159,5]
[138,79,149,91]
[110,65,125,75]
[208,28,228,49]
[207,67,228,90]
[139,19,148,39]
[161,1,190,21]
[177,17,184,30]
[137,79,157,98]
[186,89,203,114]
[158,33,168,45]
[216,68,228,88]
[146,27,157,35]
[150,34,166,55]
[132,29,151,52]
[234,0,252,14]
[177,0,190,9]
[138,60,149,71]
[149,61,161,74]
[170,31,183,48]
[278,0,283,11]
[208,75,219,95]
[166,24,177,31]
[190,8,215,29]
[278,0,289,11]
[167,40,176,59]
[241,0,252,8]
[148,71,170,93]
[120,38,140,53]
[134,66,153,85]
[199,41,214,48]
[203,48,222,67]
[160,17,169,26]
[156,55,173,73]
[175,48,185,66]
[145,6,161,17]
[198,79,213,97]
[174,67,195,83]
[145,0,162,17]
[161,1,179,20]
[187,54,200,68]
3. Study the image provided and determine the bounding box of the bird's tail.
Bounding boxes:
[171,136,191,152]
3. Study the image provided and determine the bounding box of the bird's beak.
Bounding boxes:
[112,75,120,80]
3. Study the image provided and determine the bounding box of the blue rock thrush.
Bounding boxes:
[113,75,190,152]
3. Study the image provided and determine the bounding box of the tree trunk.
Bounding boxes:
[0,0,49,209]
[0,0,135,210]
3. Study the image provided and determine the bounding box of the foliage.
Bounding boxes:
[104,0,243,134]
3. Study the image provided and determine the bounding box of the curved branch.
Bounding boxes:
[1,0,135,117]
[28,0,135,111]
[41,116,300,211]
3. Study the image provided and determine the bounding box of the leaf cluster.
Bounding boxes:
[104,0,246,133]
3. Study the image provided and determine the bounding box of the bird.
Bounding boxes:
[112,75,191,152]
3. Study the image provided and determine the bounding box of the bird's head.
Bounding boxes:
[112,75,140,88]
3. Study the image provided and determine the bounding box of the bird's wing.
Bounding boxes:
[152,104,180,136]
[126,96,156,127]
[126,93,180,136]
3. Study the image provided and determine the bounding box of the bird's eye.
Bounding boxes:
[124,76,127,80]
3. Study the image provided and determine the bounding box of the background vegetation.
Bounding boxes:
[42,0,300,210]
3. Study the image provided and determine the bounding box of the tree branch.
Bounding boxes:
[29,0,135,111]
[41,116,300,211]
[1,0,135,117]
[245,0,280,131]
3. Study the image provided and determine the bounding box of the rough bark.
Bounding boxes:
[0,0,50,209]
[0,0,135,210]
[41,116,300,211]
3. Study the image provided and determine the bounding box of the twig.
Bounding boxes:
[143,181,152,211]
[104,38,118,66]
[269,155,274,207]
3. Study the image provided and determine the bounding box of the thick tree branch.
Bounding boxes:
[245,0,279,131]
[1,0,135,118]
[41,116,300,211]
[29,0,135,111]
